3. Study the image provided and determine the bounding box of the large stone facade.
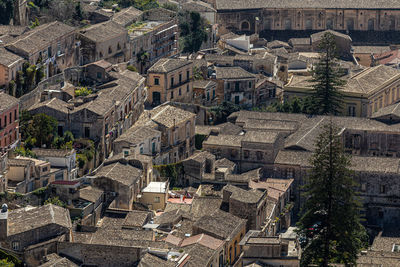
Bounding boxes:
[215,1,400,34]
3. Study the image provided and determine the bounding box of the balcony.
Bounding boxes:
[168,79,191,90]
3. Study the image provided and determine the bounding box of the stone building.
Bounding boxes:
[129,20,179,73]
[93,161,143,210]
[182,151,215,186]
[0,47,24,87]
[283,64,400,117]
[78,21,130,65]
[213,66,257,107]
[0,92,19,149]
[147,59,193,106]
[32,148,78,180]
[0,204,71,265]
[6,21,78,79]
[222,184,268,231]
[214,0,400,34]
[29,68,146,161]
[134,104,196,164]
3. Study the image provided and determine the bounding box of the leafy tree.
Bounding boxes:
[74,1,84,20]
[0,258,14,267]
[136,49,149,74]
[210,101,241,124]
[179,11,208,53]
[297,122,367,266]
[117,0,158,10]
[162,2,178,12]
[75,87,92,97]
[44,196,66,207]
[127,65,138,72]
[0,0,14,25]
[8,80,16,96]
[31,113,58,147]
[309,32,345,115]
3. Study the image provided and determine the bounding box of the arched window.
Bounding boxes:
[346,19,354,30]
[241,21,250,31]
[368,19,374,31]
[117,43,121,50]
[284,19,292,30]
[305,19,313,30]
[326,18,333,29]
[108,46,112,54]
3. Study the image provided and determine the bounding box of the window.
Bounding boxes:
[140,146,144,154]
[226,82,230,89]
[152,142,156,153]
[12,241,20,251]
[244,150,249,158]
[256,151,263,160]
[9,112,12,124]
[380,185,386,194]
[186,122,191,138]
[393,244,400,252]
[42,179,48,187]
[42,166,48,172]
[99,52,103,58]
[14,110,17,121]
[348,106,356,117]
[230,149,238,158]
[207,91,210,101]
[154,196,160,203]
[248,81,252,88]
[286,168,294,178]
[179,88,181,96]
[108,46,112,54]
[124,150,129,156]
[212,89,215,98]
[171,77,174,86]
[84,127,90,138]
[187,70,190,79]
[234,95,240,104]
[117,43,121,50]
[97,72,102,79]
[179,73,182,83]
[154,77,159,85]
[361,183,366,192]
[187,84,189,92]
[0,118,2,128]
[4,115,6,126]
[170,91,174,99]
[235,82,240,91]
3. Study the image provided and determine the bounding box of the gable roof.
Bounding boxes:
[311,30,352,43]
[0,47,23,67]
[96,162,142,186]
[371,102,400,120]
[32,148,75,158]
[136,104,195,128]
[79,21,126,42]
[6,21,75,56]
[28,97,70,114]
[215,66,256,80]
[115,125,161,145]
[148,58,192,73]
[111,7,143,27]
[0,92,18,113]
[8,204,72,236]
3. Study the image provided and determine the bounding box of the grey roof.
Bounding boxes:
[275,150,400,174]
[371,102,400,120]
[0,25,29,37]
[215,66,256,80]
[182,1,216,12]
[138,253,175,267]
[352,45,391,54]
[0,47,23,67]
[38,254,78,267]
[287,65,400,95]
[28,98,70,114]
[215,158,236,169]
[223,184,265,204]
[193,209,246,240]
[96,162,142,186]
[154,209,188,225]
[288,38,311,46]
[266,40,290,49]
[111,7,143,27]
[123,210,151,228]
[8,204,72,236]
[243,130,279,144]
[204,134,244,147]
[79,21,127,42]
[191,196,222,219]
[215,0,400,10]
[135,104,195,128]
[79,186,103,203]
[185,151,215,163]
[115,126,161,145]
[148,58,192,73]
[0,92,18,113]
[32,148,75,158]
[311,30,352,43]
[193,80,217,89]
[6,21,75,56]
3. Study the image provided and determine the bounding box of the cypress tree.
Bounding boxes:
[297,122,367,266]
[310,32,346,115]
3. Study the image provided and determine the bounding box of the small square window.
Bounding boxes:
[154,78,159,85]
[154,196,160,203]
[12,241,20,251]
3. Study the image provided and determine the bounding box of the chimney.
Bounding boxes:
[0,203,8,240]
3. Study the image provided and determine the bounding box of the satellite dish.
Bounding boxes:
[1,204,8,213]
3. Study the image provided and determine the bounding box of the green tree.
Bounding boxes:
[74,1,83,20]
[0,258,14,267]
[210,101,241,124]
[179,11,208,53]
[136,49,149,74]
[0,0,14,25]
[310,32,345,115]
[297,122,367,266]
[162,2,178,12]
[31,113,58,147]
[44,196,66,207]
